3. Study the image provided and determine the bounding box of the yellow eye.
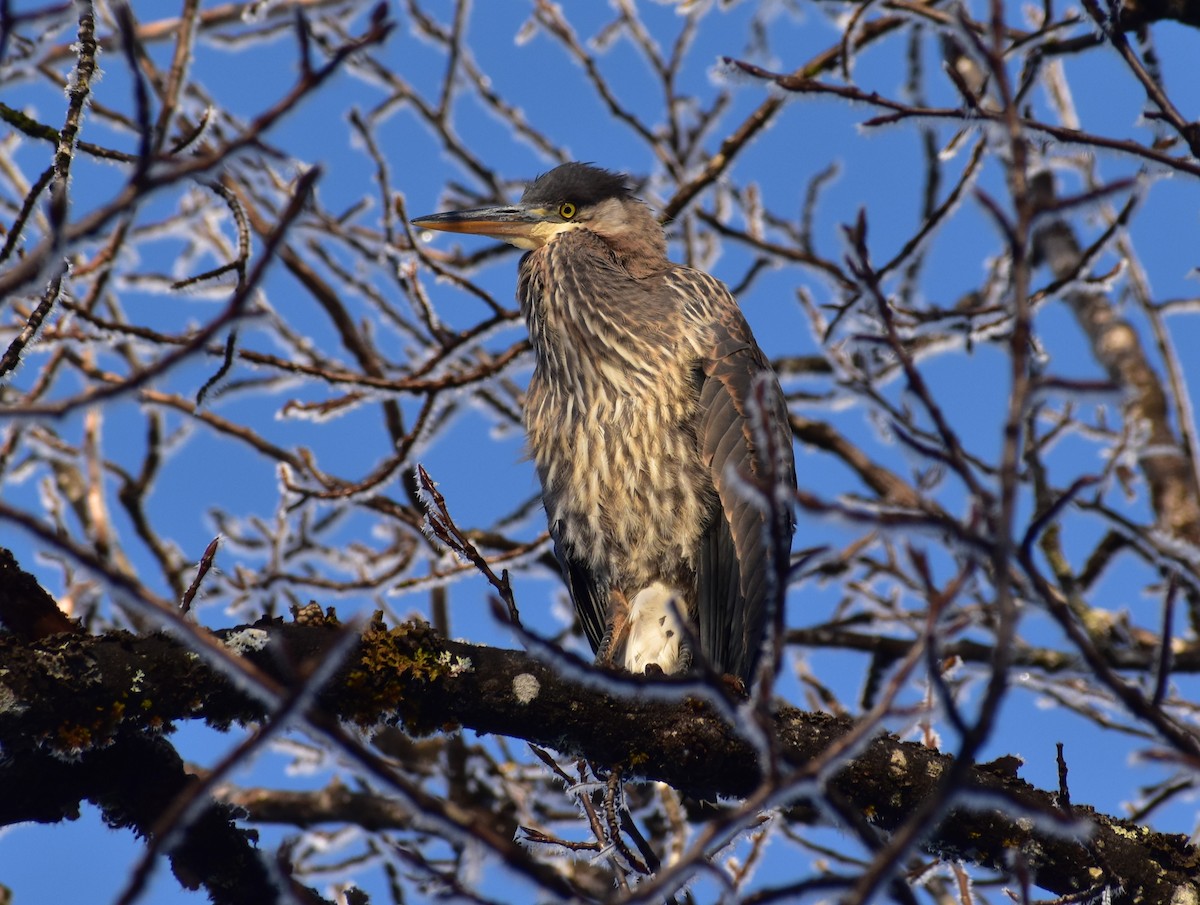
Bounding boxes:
[558,202,577,220]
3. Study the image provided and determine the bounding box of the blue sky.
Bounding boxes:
[4,1,1200,902]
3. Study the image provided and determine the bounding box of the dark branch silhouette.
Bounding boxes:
[3,1,1200,902]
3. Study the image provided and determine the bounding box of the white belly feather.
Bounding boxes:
[620,582,689,674]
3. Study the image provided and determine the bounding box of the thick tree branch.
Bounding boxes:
[1,616,1196,902]
[0,731,330,905]
[1030,173,1200,549]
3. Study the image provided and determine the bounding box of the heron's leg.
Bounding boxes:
[669,594,695,675]
[595,589,632,668]
[721,673,748,696]
[676,643,694,675]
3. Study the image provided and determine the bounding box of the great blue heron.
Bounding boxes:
[413,163,795,686]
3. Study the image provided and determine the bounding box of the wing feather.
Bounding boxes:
[551,526,609,656]
[689,283,797,684]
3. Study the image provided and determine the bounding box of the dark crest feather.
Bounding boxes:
[521,163,634,207]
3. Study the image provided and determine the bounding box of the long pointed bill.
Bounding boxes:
[411,203,550,245]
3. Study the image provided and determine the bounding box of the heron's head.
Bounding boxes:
[412,163,667,267]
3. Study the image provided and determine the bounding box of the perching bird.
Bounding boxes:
[413,163,795,686]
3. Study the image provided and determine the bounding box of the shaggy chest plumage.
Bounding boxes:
[520,231,714,649]
[412,162,797,683]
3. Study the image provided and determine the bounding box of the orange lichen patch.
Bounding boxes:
[339,617,460,733]
[53,722,96,755]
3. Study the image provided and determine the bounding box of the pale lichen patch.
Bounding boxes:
[223,628,270,654]
[513,673,540,704]
[437,651,473,677]
[0,680,26,715]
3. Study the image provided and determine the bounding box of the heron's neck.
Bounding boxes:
[518,241,676,395]
[583,198,669,279]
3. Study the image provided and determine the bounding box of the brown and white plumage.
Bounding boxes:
[413,163,796,685]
